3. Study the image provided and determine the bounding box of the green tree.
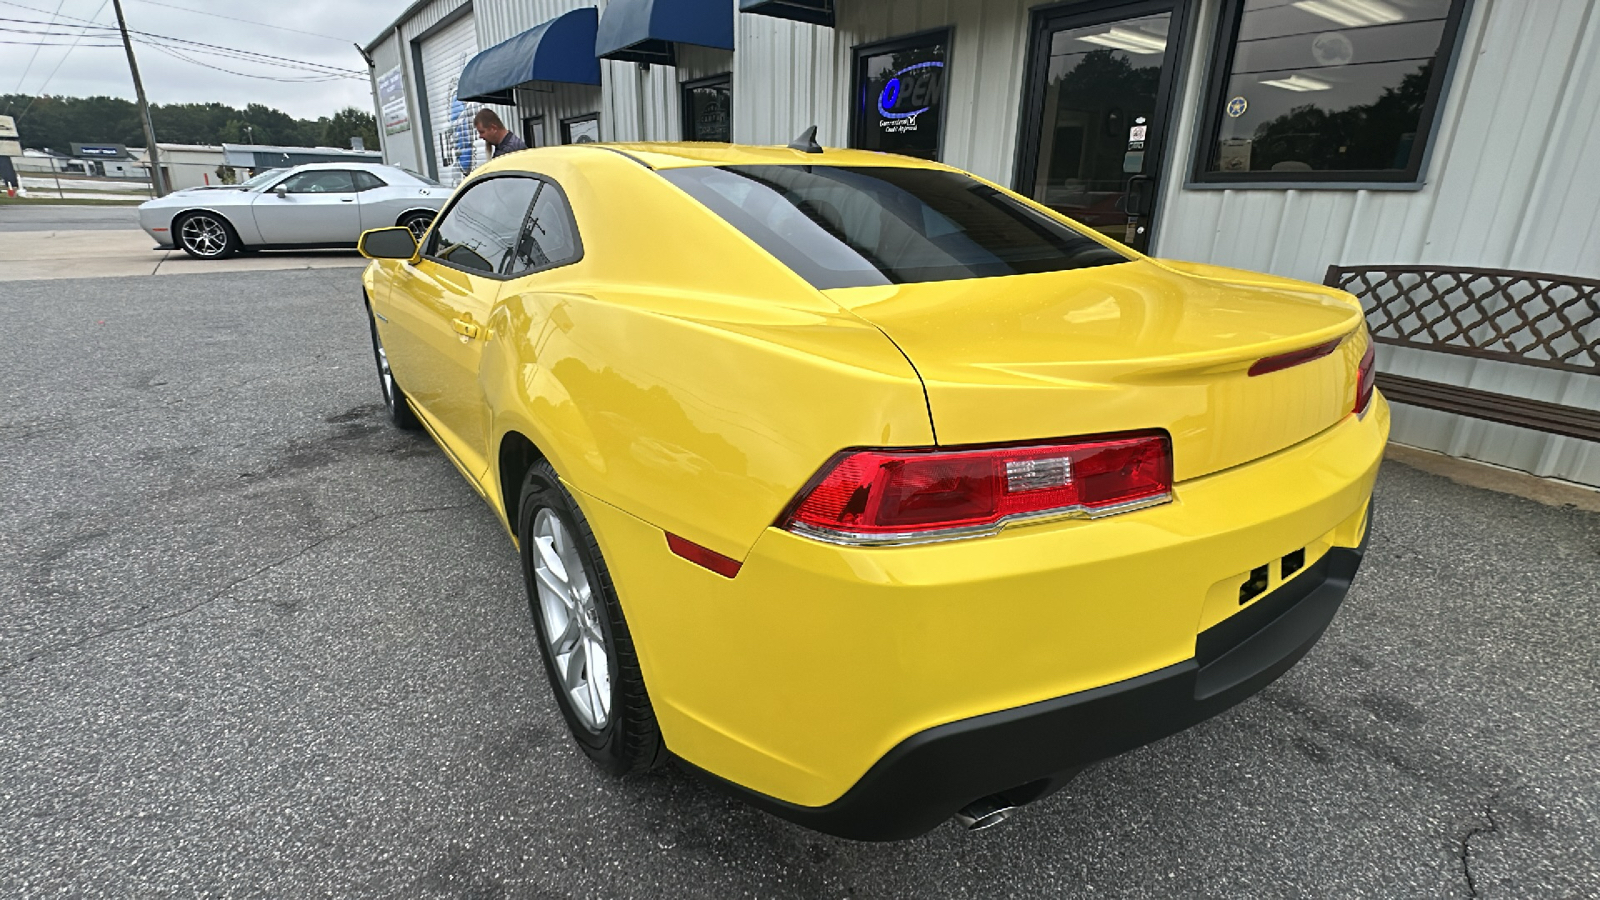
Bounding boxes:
[322,107,379,150]
[1,93,375,152]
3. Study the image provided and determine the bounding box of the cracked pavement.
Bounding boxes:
[2,266,1598,898]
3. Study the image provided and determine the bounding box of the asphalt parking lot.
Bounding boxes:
[2,251,1598,897]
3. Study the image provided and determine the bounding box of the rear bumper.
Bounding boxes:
[684,524,1369,841]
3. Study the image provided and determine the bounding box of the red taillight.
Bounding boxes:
[1249,337,1343,377]
[1354,337,1377,415]
[781,432,1173,545]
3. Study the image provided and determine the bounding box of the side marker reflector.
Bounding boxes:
[666,533,742,578]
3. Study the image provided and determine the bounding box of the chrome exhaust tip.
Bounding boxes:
[953,795,1018,831]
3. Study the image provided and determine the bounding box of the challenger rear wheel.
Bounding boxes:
[175,212,239,259]
[518,461,663,775]
[399,211,434,241]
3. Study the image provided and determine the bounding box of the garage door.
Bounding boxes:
[418,11,479,186]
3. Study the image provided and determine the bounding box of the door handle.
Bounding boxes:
[340,197,355,202]
[451,317,480,340]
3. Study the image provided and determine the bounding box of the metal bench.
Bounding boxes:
[1324,265,1600,443]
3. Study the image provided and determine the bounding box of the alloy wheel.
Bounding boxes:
[375,338,396,408]
[403,214,433,240]
[180,214,229,257]
[531,508,612,732]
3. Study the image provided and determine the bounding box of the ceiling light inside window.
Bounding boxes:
[1260,74,1334,91]
[1292,0,1405,28]
[1078,28,1168,54]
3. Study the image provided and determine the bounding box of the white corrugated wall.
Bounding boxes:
[1153,0,1600,487]
[418,11,482,185]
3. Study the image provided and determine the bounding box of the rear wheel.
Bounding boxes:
[176,212,239,259]
[518,461,664,775]
[399,211,434,242]
[366,305,420,430]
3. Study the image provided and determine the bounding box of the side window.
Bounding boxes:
[425,176,540,276]
[506,182,582,276]
[281,170,356,194]
[352,170,387,192]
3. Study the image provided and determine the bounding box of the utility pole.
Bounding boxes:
[111,0,166,196]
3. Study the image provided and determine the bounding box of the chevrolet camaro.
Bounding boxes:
[355,140,1387,841]
[138,162,445,259]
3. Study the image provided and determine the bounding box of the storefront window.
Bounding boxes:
[682,74,732,142]
[561,114,600,145]
[851,30,948,161]
[1197,0,1467,183]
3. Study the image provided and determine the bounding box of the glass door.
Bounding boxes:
[1017,2,1186,253]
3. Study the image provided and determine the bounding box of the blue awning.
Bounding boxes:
[457,8,602,104]
[739,0,834,27]
[595,0,734,66]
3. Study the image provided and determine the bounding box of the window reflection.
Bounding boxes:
[1207,0,1460,176]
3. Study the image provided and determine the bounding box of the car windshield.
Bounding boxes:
[240,168,287,190]
[661,165,1131,289]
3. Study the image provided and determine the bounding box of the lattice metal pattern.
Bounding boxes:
[1324,265,1600,375]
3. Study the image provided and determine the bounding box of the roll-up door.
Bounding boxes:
[418,12,480,186]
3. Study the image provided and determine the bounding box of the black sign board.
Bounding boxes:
[851,30,948,161]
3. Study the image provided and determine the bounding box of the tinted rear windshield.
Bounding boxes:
[661,165,1129,289]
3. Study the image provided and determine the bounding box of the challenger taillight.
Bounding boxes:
[1354,337,1377,415]
[781,432,1173,546]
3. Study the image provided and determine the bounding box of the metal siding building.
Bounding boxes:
[365,0,1600,488]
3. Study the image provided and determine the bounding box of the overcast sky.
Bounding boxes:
[1,0,403,120]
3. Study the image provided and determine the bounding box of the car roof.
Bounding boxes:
[490,142,955,172]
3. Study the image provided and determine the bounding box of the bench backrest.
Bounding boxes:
[1324,265,1600,376]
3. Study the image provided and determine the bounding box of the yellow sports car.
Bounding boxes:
[357,139,1386,841]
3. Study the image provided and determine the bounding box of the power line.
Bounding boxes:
[10,0,63,91]
[128,0,352,44]
[147,43,348,83]
[0,16,366,78]
[13,0,110,121]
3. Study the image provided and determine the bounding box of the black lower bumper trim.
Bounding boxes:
[682,523,1371,841]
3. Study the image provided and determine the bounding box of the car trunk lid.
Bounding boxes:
[825,259,1367,481]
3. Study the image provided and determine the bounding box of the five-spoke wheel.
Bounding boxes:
[531,507,612,732]
[517,461,663,775]
[399,212,434,242]
[367,303,420,430]
[176,212,239,259]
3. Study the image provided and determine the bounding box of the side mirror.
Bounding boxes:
[274,184,288,198]
[358,226,419,260]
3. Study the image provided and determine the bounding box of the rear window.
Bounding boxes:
[661,165,1129,289]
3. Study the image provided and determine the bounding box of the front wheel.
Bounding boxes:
[518,461,664,776]
[175,212,239,259]
[366,305,420,430]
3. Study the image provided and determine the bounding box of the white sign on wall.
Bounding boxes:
[378,67,409,136]
[0,115,18,139]
[0,140,21,157]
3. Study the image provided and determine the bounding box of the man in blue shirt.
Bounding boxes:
[474,109,528,159]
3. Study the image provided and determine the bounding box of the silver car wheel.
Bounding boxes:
[180,214,229,257]
[375,340,396,408]
[531,508,612,732]
[402,213,433,240]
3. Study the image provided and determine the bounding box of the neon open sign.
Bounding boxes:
[877,61,944,119]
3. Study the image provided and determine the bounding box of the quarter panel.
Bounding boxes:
[482,287,933,559]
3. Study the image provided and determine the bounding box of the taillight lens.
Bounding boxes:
[1354,337,1376,415]
[781,432,1173,546]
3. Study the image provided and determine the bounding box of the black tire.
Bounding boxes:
[366,305,421,430]
[517,460,664,776]
[398,211,434,242]
[175,211,240,259]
